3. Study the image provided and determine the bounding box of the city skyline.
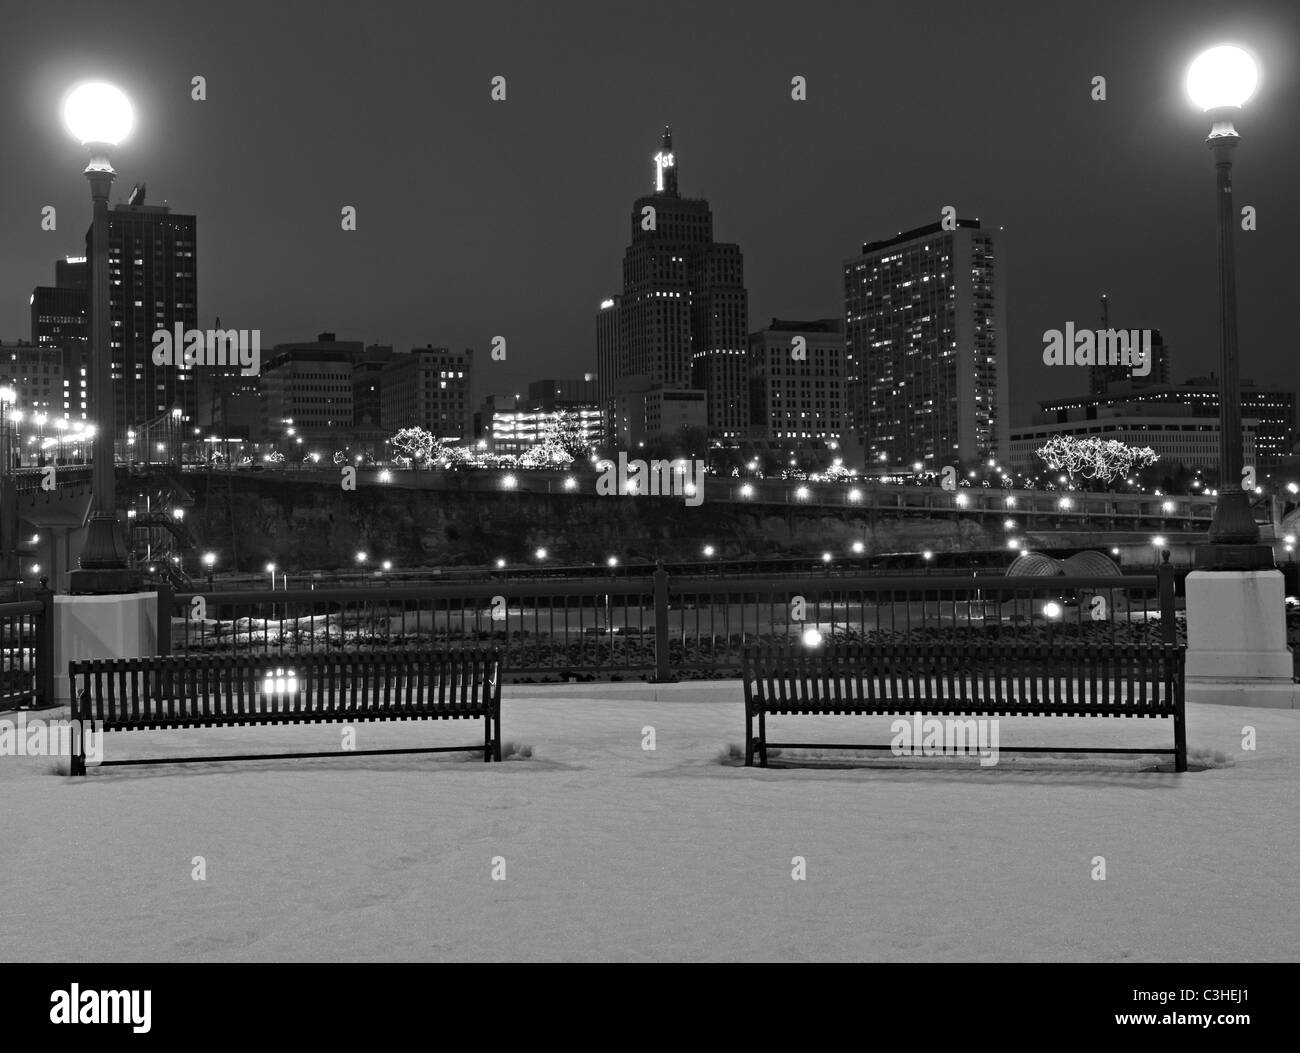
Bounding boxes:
[2,0,1298,429]
[2,2,1299,981]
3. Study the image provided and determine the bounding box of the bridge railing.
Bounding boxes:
[0,590,55,709]
[9,465,94,497]
[158,564,1177,682]
[184,464,1233,525]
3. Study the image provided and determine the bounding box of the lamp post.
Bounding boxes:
[64,81,137,593]
[1185,46,1271,569]
[0,388,16,581]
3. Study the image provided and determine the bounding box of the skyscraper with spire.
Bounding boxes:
[596,127,750,441]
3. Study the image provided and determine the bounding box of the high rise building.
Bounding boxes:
[1091,297,1171,393]
[90,190,198,439]
[195,315,262,445]
[843,218,1009,466]
[598,127,749,440]
[381,346,473,440]
[30,256,90,419]
[747,319,846,444]
[596,296,621,440]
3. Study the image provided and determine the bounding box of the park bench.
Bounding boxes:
[742,640,1187,772]
[68,648,501,775]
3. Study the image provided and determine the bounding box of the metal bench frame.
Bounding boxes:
[743,641,1187,772]
[68,648,501,774]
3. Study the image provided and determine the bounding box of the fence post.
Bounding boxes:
[156,583,172,656]
[653,561,671,682]
[1157,550,1176,645]
[37,585,55,708]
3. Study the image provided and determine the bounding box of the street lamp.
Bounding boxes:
[1186,45,1270,567]
[202,551,216,589]
[64,81,136,592]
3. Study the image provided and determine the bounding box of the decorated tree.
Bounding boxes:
[390,426,439,465]
[1035,436,1159,484]
[520,440,574,470]
[818,463,857,482]
[541,412,591,460]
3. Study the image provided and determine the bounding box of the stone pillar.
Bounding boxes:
[54,593,161,706]
[1184,570,1297,708]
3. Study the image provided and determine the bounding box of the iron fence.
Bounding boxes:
[0,591,55,709]
[160,563,1178,683]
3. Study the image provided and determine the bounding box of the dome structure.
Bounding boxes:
[1061,550,1122,577]
[1005,551,1064,577]
[1007,550,1121,577]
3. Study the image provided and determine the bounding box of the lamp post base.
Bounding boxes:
[66,567,141,595]
[1193,543,1275,571]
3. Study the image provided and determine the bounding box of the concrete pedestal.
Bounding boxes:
[1184,570,1297,708]
[54,593,161,706]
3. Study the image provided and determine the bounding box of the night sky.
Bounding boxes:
[2,0,1297,426]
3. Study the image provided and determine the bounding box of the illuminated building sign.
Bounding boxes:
[654,150,674,192]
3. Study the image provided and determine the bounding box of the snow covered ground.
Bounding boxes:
[0,688,1295,962]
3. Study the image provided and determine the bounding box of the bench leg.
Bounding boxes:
[745,706,754,766]
[70,692,87,776]
[758,709,768,768]
[1174,708,1188,774]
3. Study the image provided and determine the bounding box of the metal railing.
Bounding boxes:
[159,562,1178,682]
[0,590,55,709]
[180,464,1235,527]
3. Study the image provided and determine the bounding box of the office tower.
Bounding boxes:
[353,344,396,428]
[1038,377,1296,470]
[381,346,473,440]
[30,256,90,419]
[55,257,88,290]
[1091,297,1171,393]
[611,376,707,449]
[596,296,621,440]
[843,218,1009,466]
[528,375,598,411]
[0,340,64,416]
[260,333,362,442]
[89,188,198,439]
[748,319,846,443]
[1009,411,1255,476]
[599,127,749,440]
